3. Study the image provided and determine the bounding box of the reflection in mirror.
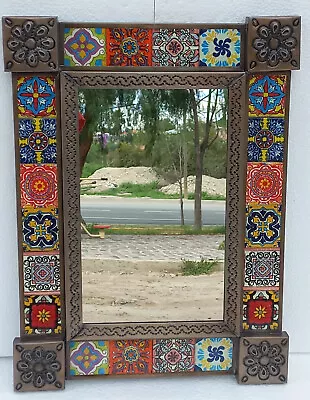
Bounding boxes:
[78,88,228,323]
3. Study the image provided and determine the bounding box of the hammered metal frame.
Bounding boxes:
[2,15,300,391]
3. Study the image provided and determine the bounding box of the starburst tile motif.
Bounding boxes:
[70,341,109,375]
[23,253,60,294]
[20,164,58,208]
[195,338,233,371]
[248,75,286,117]
[199,29,241,67]
[17,76,56,118]
[152,28,199,67]
[106,28,152,66]
[246,163,283,204]
[19,118,57,164]
[110,340,152,374]
[64,28,106,66]
[24,294,61,335]
[153,339,195,373]
[243,290,279,330]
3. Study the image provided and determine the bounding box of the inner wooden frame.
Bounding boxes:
[61,71,247,341]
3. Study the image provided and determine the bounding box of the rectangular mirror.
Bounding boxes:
[78,88,227,323]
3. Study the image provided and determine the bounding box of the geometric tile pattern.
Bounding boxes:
[153,339,195,373]
[248,118,284,162]
[69,341,109,375]
[246,163,283,204]
[244,73,287,332]
[244,250,280,288]
[19,118,57,164]
[62,26,243,69]
[22,206,59,252]
[64,28,106,67]
[152,29,199,67]
[24,295,61,335]
[106,28,152,67]
[110,340,152,374]
[199,29,241,67]
[195,338,233,371]
[20,164,58,208]
[243,290,279,331]
[23,253,60,294]
[245,204,281,248]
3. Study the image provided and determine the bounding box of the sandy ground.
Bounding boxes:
[82,259,224,323]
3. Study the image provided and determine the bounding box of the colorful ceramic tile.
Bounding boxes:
[245,204,281,248]
[199,29,241,67]
[153,339,195,373]
[243,290,279,330]
[152,28,199,67]
[195,338,233,372]
[17,76,57,118]
[24,294,61,335]
[20,164,58,208]
[248,118,284,162]
[110,340,152,374]
[22,206,59,252]
[19,118,57,164]
[246,163,283,204]
[106,28,152,66]
[244,250,280,288]
[70,341,109,375]
[23,253,60,294]
[64,28,106,67]
[248,75,286,117]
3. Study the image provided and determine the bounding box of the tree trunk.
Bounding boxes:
[178,179,185,226]
[79,135,93,176]
[182,109,188,200]
[190,90,202,230]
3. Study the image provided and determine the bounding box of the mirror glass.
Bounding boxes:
[78,88,228,323]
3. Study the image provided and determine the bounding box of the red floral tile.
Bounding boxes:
[243,290,279,330]
[106,28,152,66]
[20,164,58,208]
[109,340,152,374]
[246,163,283,204]
[24,294,61,335]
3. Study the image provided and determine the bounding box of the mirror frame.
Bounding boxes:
[2,16,300,391]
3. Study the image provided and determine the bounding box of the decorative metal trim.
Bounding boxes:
[2,17,58,72]
[246,16,301,72]
[13,338,65,392]
[60,71,246,340]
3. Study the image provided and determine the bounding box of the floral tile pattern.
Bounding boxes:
[22,206,59,252]
[248,75,286,117]
[70,341,109,375]
[106,28,152,66]
[110,340,152,374]
[23,253,60,294]
[17,76,57,118]
[64,28,106,67]
[19,118,57,164]
[248,118,284,162]
[246,163,283,204]
[20,164,58,208]
[243,290,279,330]
[195,338,233,371]
[152,28,199,67]
[245,204,281,248]
[153,339,195,373]
[199,29,241,67]
[24,294,61,335]
[244,250,280,288]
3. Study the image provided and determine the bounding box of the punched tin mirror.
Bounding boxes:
[2,16,300,391]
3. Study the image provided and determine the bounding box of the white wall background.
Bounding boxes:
[0,0,309,358]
